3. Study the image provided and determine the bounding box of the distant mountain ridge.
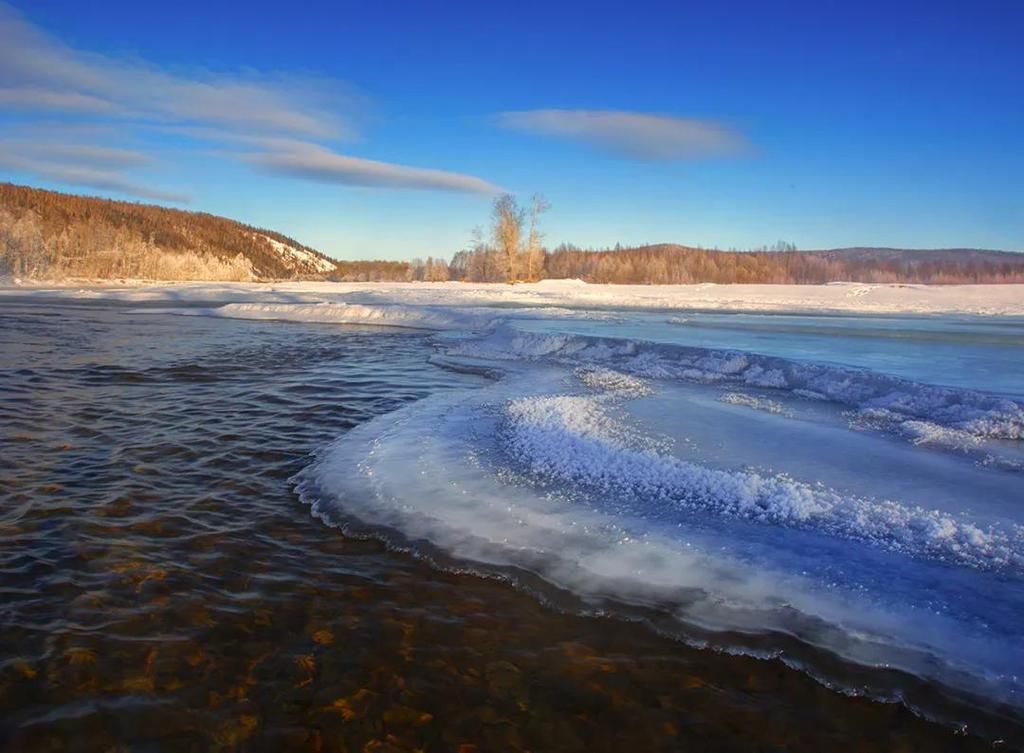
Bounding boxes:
[0,183,338,281]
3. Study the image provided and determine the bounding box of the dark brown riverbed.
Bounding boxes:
[0,304,1009,752]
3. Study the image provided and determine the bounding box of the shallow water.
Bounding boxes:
[1,302,1021,751]
[514,310,1024,397]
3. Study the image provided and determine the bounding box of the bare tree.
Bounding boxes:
[491,194,524,284]
[466,225,489,280]
[525,193,550,282]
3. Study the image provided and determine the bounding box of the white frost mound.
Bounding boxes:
[3,279,1024,316]
[719,391,789,415]
[450,327,1024,442]
[500,374,1024,572]
[200,301,495,331]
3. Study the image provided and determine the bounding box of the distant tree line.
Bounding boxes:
[327,257,454,282]
[536,243,1024,284]
[330,259,413,282]
[4,182,1022,284]
[437,194,1024,284]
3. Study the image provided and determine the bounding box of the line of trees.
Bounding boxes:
[4,182,1023,284]
[538,244,1024,284]
[440,194,1024,284]
[351,240,1024,285]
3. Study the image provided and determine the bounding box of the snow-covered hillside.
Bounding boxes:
[255,234,337,275]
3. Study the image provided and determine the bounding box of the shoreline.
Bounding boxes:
[2,279,1024,317]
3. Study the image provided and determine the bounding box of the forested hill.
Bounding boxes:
[538,244,1024,284]
[0,183,338,281]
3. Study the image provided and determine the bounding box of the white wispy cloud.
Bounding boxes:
[0,86,116,114]
[155,128,502,194]
[250,145,501,194]
[0,4,353,139]
[497,109,750,160]
[0,152,189,202]
[7,141,153,168]
[0,3,497,200]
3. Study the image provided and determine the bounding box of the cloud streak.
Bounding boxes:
[497,109,750,160]
[0,3,498,199]
[250,146,501,194]
[0,152,189,203]
[0,130,183,200]
[0,4,353,139]
[0,86,116,114]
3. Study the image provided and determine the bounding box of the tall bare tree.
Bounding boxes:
[491,194,524,283]
[525,193,550,281]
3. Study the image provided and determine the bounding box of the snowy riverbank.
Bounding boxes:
[2,279,1023,316]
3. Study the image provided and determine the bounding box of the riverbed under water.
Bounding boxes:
[1,300,1022,752]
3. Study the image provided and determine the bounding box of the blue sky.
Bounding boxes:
[1,0,1021,259]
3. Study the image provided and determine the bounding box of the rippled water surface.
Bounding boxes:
[0,303,1017,752]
